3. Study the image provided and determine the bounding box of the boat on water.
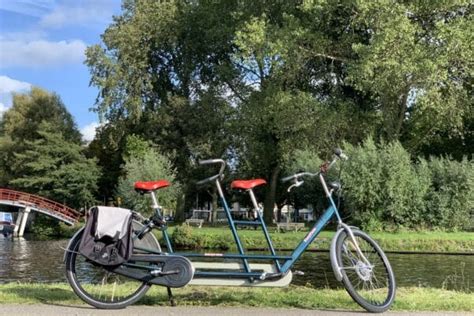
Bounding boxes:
[0,212,14,236]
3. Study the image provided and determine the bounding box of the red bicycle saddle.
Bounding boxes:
[231,179,267,190]
[134,180,170,192]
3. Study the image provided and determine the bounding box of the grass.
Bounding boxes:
[0,283,472,311]
[158,225,474,253]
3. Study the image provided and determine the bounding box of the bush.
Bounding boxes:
[342,138,385,229]
[425,157,473,230]
[170,225,234,250]
[341,137,472,231]
[30,215,61,237]
[116,136,180,217]
[171,225,204,249]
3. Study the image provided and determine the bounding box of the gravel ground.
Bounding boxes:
[0,305,471,316]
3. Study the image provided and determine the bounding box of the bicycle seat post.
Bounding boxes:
[149,191,166,227]
[150,191,160,210]
[247,189,260,215]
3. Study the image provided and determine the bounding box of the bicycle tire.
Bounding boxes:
[335,229,396,313]
[65,220,161,309]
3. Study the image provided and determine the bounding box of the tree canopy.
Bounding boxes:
[116,135,179,216]
[2,87,82,143]
[84,0,472,223]
[9,122,100,209]
[0,88,100,210]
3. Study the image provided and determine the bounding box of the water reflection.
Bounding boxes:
[0,235,472,291]
[292,252,473,291]
[0,235,68,283]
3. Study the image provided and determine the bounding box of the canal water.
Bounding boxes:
[0,235,472,291]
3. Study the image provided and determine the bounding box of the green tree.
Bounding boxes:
[116,135,180,216]
[345,1,473,149]
[85,1,238,214]
[9,122,100,209]
[0,88,100,210]
[85,123,127,204]
[85,0,472,225]
[0,88,85,187]
[1,87,81,143]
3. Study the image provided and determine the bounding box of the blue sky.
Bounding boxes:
[0,0,122,141]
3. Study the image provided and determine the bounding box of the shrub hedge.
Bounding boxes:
[340,138,473,231]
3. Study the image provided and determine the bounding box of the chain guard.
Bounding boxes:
[109,254,194,288]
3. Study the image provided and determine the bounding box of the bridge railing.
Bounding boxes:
[0,188,82,223]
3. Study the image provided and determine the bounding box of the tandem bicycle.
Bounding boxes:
[64,149,396,312]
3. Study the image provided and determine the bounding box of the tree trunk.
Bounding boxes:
[175,193,186,223]
[263,166,280,224]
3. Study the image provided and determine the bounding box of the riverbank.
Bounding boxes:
[57,223,474,253]
[157,226,474,253]
[0,283,472,311]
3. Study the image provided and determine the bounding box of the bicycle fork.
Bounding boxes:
[329,223,372,282]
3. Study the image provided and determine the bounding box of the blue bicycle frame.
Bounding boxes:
[142,169,343,281]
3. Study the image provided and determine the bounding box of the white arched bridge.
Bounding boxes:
[0,188,81,236]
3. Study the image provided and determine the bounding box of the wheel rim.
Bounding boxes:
[340,234,393,307]
[68,238,149,305]
[66,221,160,306]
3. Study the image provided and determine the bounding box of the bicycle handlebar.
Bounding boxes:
[281,148,348,184]
[281,171,318,183]
[334,148,348,160]
[196,159,226,185]
[199,159,224,165]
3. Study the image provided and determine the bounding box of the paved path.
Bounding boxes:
[0,305,471,316]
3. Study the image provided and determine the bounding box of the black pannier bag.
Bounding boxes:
[79,206,133,266]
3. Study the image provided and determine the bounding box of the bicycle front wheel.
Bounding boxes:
[335,229,396,313]
[65,221,161,309]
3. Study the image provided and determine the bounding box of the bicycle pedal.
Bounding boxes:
[293,270,305,276]
[259,272,282,280]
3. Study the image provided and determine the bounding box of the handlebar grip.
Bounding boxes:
[334,148,348,160]
[199,159,224,165]
[196,174,220,186]
[196,178,208,186]
[281,175,296,183]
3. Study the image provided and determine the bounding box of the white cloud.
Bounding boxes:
[40,0,117,29]
[0,39,86,68]
[0,75,32,94]
[0,102,9,116]
[80,122,100,142]
[0,76,31,112]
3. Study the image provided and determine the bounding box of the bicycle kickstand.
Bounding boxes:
[167,287,176,307]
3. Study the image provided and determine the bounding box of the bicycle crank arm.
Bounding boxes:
[156,269,180,276]
[259,272,283,280]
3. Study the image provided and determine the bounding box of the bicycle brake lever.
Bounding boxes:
[287,179,304,192]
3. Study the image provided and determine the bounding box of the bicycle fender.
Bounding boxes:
[63,227,85,262]
[330,227,345,282]
[330,224,360,282]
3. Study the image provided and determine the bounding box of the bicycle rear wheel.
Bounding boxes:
[335,229,396,313]
[65,221,161,309]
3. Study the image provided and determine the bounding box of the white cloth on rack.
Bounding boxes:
[94,206,132,240]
